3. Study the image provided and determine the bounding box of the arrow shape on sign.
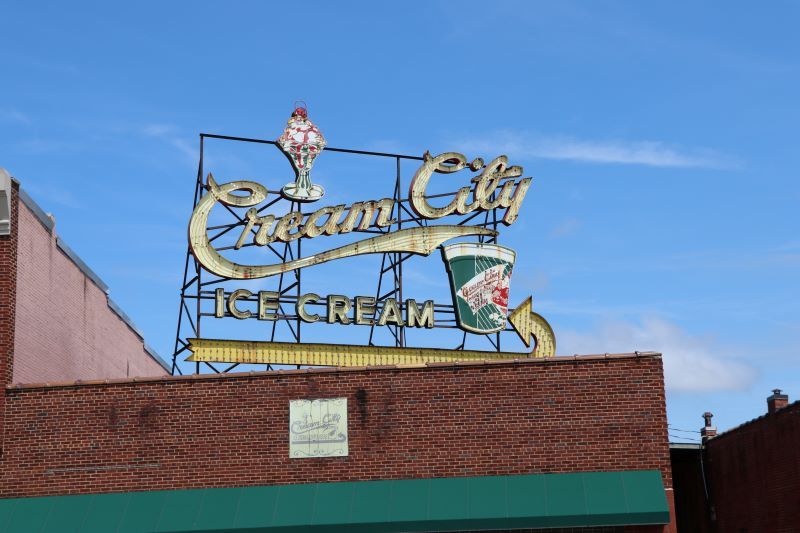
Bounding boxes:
[186,338,534,366]
[508,296,556,357]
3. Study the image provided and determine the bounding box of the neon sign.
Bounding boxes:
[180,106,556,369]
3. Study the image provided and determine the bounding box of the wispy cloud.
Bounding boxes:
[548,217,580,239]
[775,241,800,252]
[0,108,32,126]
[538,299,680,320]
[0,52,79,75]
[538,245,800,279]
[559,316,757,392]
[23,182,84,209]
[142,123,198,163]
[109,266,181,285]
[14,138,82,154]
[457,130,734,169]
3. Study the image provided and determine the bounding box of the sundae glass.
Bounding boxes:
[277,105,326,202]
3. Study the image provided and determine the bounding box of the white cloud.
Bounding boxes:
[0,109,32,126]
[142,123,174,137]
[142,123,198,163]
[558,317,757,392]
[15,138,81,154]
[775,241,800,252]
[548,217,580,238]
[109,266,181,284]
[23,182,83,209]
[457,130,733,169]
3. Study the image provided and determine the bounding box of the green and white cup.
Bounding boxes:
[441,243,516,334]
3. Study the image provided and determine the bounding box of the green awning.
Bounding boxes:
[0,470,669,532]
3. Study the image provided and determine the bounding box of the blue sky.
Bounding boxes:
[2,1,798,440]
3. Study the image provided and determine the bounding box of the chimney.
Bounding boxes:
[701,412,716,444]
[767,389,789,414]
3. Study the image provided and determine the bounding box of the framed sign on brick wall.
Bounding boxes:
[289,398,348,458]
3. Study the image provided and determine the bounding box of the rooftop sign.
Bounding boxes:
[175,106,556,372]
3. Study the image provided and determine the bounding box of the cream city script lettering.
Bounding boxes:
[188,152,531,279]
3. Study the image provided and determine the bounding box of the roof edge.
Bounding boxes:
[18,187,54,233]
[54,237,110,293]
[144,343,171,373]
[17,183,169,375]
[107,297,144,338]
[709,398,800,443]
[7,351,662,391]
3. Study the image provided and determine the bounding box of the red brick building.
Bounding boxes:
[670,391,800,532]
[679,391,800,532]
[0,171,168,384]
[0,172,676,531]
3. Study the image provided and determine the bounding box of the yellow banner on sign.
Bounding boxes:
[186,338,539,367]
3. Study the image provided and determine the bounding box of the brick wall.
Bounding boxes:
[0,182,19,438]
[12,194,166,383]
[1,354,671,504]
[705,400,800,532]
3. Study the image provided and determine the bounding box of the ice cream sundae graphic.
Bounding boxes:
[277,104,326,202]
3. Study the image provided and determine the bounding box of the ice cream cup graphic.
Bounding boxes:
[441,243,516,334]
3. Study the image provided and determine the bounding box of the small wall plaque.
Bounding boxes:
[289,398,348,458]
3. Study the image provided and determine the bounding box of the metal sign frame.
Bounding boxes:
[171,133,521,376]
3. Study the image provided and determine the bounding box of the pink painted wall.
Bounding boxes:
[13,197,167,384]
